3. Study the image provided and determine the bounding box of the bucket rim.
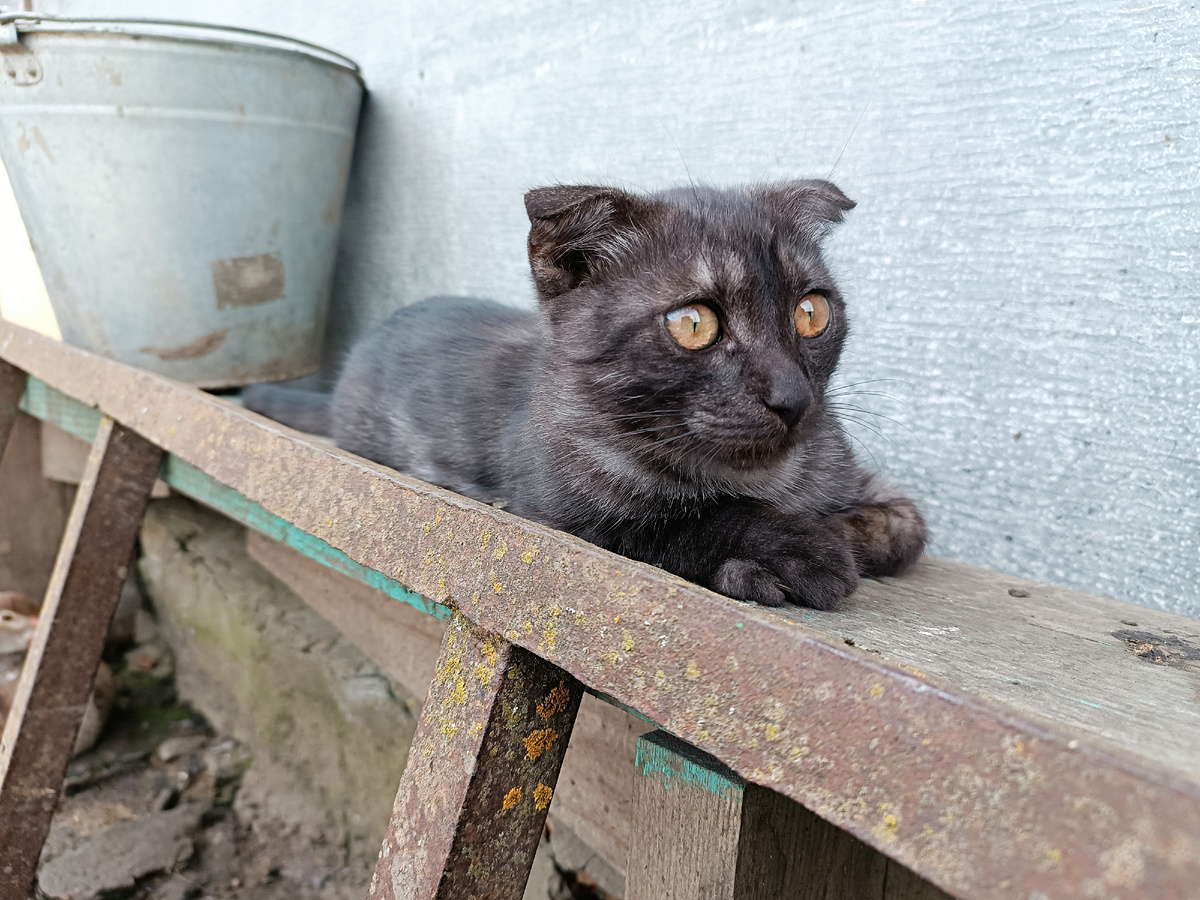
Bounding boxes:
[0,11,363,82]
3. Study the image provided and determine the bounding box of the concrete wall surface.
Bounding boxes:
[29,0,1200,617]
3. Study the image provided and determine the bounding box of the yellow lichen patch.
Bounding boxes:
[437,578,447,597]
[523,620,534,636]
[869,683,884,699]
[479,529,491,549]
[788,746,809,761]
[765,724,781,741]
[524,728,559,761]
[396,567,404,579]
[537,683,571,720]
[436,654,463,687]
[685,660,701,681]
[444,528,454,540]
[473,664,493,686]
[654,669,666,684]
[622,630,635,652]
[696,729,711,742]
[471,721,483,736]
[448,678,467,705]
[922,737,932,746]
[872,813,899,843]
[434,508,444,525]
[614,615,621,624]
[503,787,523,810]
[543,623,557,651]
[481,639,498,667]
[493,581,505,594]
[520,548,538,564]
[441,722,459,738]
[421,521,432,535]
[493,541,507,560]
[574,612,585,626]
[533,783,553,811]
[602,650,620,666]
[506,630,521,641]
[1044,848,1062,867]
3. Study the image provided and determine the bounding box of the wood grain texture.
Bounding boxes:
[368,613,582,900]
[627,731,746,900]
[735,784,888,900]
[0,417,162,898]
[630,731,946,900]
[8,325,1200,899]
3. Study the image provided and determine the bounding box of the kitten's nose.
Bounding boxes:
[763,370,811,428]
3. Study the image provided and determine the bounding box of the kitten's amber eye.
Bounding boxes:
[665,304,720,350]
[794,293,830,338]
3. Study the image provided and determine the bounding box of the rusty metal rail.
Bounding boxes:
[1,320,1198,900]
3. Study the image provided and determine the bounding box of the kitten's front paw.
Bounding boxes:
[711,521,858,610]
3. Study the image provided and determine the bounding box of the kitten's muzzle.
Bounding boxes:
[761,369,812,429]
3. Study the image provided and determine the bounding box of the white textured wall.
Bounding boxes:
[35,0,1200,616]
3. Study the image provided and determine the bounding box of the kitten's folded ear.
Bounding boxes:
[756,180,856,236]
[525,185,653,299]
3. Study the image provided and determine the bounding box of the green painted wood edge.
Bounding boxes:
[636,729,746,799]
[20,378,450,622]
[20,377,103,442]
[160,456,450,621]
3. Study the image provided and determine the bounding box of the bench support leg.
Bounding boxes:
[626,730,952,900]
[0,359,26,460]
[0,417,162,899]
[368,612,582,900]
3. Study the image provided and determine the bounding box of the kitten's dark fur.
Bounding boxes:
[244,181,926,609]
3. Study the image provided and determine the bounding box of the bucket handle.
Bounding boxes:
[0,11,361,76]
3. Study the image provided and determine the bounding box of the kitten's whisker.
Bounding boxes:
[843,430,881,471]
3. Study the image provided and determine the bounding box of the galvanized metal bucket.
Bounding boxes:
[0,13,363,387]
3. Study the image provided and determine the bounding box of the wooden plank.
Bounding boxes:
[551,693,652,882]
[0,417,162,898]
[0,359,24,459]
[626,730,748,900]
[5,322,1200,900]
[40,420,169,496]
[368,612,582,900]
[884,861,955,900]
[629,731,949,900]
[248,530,650,883]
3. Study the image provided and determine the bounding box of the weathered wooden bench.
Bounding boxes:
[0,319,1197,900]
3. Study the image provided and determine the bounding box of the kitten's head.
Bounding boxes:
[525,181,854,476]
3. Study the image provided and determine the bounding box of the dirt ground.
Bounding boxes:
[31,612,612,900]
[36,643,370,900]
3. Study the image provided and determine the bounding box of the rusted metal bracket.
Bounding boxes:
[0,416,162,899]
[368,612,582,900]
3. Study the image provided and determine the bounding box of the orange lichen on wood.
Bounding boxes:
[537,683,571,720]
[524,728,559,761]
[533,783,553,811]
[503,787,522,810]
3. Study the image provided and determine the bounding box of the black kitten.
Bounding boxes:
[244,181,926,609]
